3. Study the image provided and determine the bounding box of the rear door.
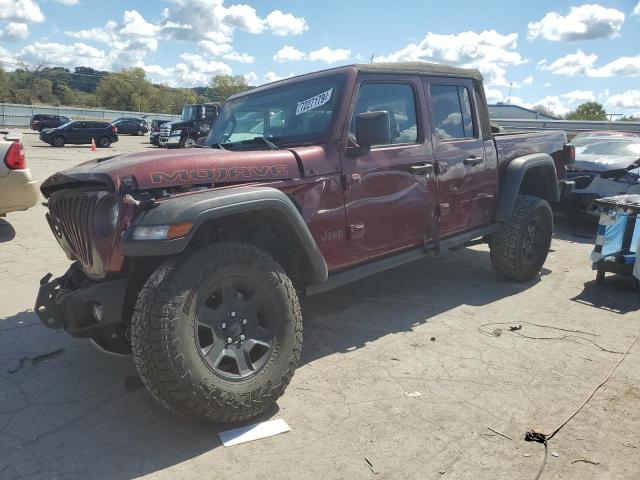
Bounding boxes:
[343,76,436,257]
[66,122,85,143]
[424,79,488,236]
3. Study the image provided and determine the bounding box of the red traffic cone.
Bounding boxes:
[90,138,96,151]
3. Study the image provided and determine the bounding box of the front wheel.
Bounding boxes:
[97,136,111,148]
[489,195,553,282]
[179,136,196,148]
[52,135,65,147]
[131,242,302,422]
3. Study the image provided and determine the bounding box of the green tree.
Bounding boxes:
[0,67,13,102]
[564,101,607,121]
[208,74,250,102]
[96,68,154,111]
[618,114,640,122]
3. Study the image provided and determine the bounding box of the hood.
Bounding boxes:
[572,154,640,173]
[41,147,303,195]
[167,120,189,129]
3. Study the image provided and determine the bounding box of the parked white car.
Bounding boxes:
[0,131,39,216]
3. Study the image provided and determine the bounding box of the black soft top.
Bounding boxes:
[354,62,483,82]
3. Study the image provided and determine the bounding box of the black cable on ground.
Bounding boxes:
[524,332,639,480]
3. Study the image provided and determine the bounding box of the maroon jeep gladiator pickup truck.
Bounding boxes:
[36,62,574,422]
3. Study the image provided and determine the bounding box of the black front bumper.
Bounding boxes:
[35,263,128,338]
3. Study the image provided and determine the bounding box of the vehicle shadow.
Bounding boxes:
[571,278,640,314]
[0,218,16,242]
[0,247,542,479]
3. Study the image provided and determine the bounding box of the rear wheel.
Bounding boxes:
[489,195,553,281]
[52,135,65,147]
[97,136,111,148]
[131,242,302,422]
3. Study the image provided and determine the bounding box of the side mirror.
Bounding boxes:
[195,136,207,147]
[355,111,391,149]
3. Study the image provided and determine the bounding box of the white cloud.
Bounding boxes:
[273,45,305,63]
[21,41,110,70]
[545,49,597,76]
[307,46,350,63]
[243,71,258,84]
[590,55,640,77]
[375,30,525,87]
[0,0,44,23]
[264,10,308,36]
[222,4,263,34]
[263,71,293,83]
[274,45,350,64]
[0,22,28,41]
[119,10,160,38]
[633,2,640,16]
[198,40,233,56]
[523,75,533,85]
[531,96,571,115]
[484,88,504,103]
[54,0,79,5]
[528,4,625,41]
[545,50,640,78]
[222,51,254,63]
[607,90,640,112]
[561,90,595,103]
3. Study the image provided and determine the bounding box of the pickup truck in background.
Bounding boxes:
[0,131,39,217]
[35,62,574,422]
[159,102,221,148]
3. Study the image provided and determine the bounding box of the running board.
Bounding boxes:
[307,224,499,296]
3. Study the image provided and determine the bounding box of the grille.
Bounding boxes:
[160,123,172,136]
[48,193,98,267]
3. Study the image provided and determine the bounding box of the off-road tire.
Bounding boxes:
[489,195,553,282]
[97,136,111,148]
[52,135,65,147]
[130,242,302,422]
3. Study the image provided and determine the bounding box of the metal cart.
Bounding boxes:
[591,195,640,288]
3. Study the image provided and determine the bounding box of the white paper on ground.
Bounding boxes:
[219,419,291,447]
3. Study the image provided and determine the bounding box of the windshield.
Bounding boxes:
[573,139,640,157]
[206,74,345,148]
[181,105,198,122]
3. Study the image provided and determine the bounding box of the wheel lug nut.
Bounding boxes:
[220,322,227,329]
[230,311,236,317]
[242,319,247,325]
[226,337,233,344]
[240,335,245,341]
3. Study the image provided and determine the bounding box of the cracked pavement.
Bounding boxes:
[1,132,639,479]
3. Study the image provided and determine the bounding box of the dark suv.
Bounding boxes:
[112,118,149,136]
[39,121,118,148]
[30,114,71,132]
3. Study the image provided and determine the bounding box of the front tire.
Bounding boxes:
[489,195,553,281]
[131,242,302,422]
[52,135,65,147]
[180,136,196,148]
[97,136,111,148]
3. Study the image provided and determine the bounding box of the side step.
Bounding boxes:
[307,224,499,296]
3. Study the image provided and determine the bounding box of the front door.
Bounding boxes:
[343,77,436,257]
[425,80,487,236]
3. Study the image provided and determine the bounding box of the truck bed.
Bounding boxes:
[493,129,568,181]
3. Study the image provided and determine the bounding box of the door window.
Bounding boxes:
[350,83,418,146]
[430,85,476,140]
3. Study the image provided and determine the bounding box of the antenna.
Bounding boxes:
[507,82,513,104]
[369,54,375,64]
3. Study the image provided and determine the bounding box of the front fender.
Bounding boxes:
[121,186,328,283]
[495,153,559,222]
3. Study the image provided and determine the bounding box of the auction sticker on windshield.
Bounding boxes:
[296,89,333,116]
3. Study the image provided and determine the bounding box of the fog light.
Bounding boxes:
[92,302,104,322]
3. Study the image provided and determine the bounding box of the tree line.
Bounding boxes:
[532,102,639,122]
[0,65,252,114]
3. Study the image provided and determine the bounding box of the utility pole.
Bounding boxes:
[507,81,513,104]
[369,54,375,64]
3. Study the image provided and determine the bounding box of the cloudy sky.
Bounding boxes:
[1,0,639,115]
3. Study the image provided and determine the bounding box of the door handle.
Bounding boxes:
[463,156,483,166]
[410,163,434,176]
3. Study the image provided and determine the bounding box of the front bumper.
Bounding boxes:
[159,135,180,146]
[35,263,128,338]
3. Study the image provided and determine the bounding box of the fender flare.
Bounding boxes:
[121,186,328,283]
[495,153,559,222]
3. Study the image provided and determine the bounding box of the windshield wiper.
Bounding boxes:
[220,137,280,151]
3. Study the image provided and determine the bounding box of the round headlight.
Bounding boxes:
[110,201,120,228]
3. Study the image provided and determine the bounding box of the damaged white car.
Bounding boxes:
[565,133,640,215]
